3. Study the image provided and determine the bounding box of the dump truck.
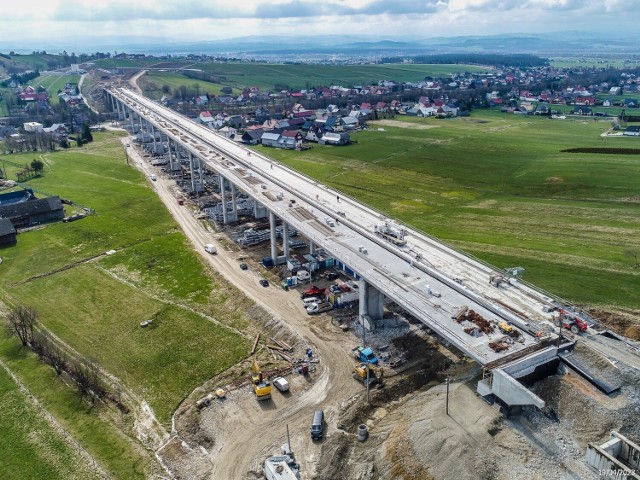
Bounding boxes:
[353,362,384,387]
[251,360,272,401]
[353,346,379,365]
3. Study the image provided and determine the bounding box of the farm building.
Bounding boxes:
[0,218,17,247]
[0,196,65,228]
[319,132,350,146]
[0,188,37,206]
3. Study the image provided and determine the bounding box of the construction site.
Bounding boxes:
[110,87,640,480]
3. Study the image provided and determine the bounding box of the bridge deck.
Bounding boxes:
[110,87,558,366]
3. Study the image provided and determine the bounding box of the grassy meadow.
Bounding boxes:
[263,111,640,311]
[0,363,105,480]
[31,73,78,104]
[132,63,489,94]
[0,133,251,424]
[139,70,242,98]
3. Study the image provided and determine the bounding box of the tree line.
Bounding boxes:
[381,53,549,68]
[4,305,110,403]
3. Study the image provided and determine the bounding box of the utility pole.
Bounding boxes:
[286,424,292,458]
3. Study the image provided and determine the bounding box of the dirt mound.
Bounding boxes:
[589,307,640,340]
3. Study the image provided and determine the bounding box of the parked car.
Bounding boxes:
[325,272,338,280]
[273,377,289,392]
[239,262,248,270]
[307,301,332,315]
[259,279,269,287]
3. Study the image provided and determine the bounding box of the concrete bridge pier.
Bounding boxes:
[282,221,290,259]
[227,182,239,223]
[219,175,228,224]
[150,124,157,152]
[169,138,180,172]
[253,201,268,219]
[269,211,278,262]
[309,241,316,254]
[359,279,385,331]
[196,157,204,193]
[188,151,196,192]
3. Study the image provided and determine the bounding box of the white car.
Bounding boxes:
[273,377,289,392]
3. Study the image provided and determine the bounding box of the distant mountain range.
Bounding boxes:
[4,32,640,58]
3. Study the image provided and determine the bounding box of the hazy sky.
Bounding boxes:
[0,0,635,49]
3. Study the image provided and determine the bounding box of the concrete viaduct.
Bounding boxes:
[106,87,569,409]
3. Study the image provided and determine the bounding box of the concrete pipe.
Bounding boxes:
[357,424,368,442]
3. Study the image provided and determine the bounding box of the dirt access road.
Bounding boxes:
[124,139,364,478]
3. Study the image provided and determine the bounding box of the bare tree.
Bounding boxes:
[4,305,38,347]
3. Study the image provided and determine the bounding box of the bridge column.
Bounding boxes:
[198,157,204,193]
[150,124,157,152]
[359,279,384,330]
[282,221,290,259]
[309,241,316,254]
[127,107,134,131]
[228,183,238,223]
[269,211,277,261]
[219,175,228,224]
[116,99,124,122]
[253,200,268,219]
[188,152,196,192]
[170,138,180,171]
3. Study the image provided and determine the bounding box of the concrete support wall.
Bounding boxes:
[358,279,384,325]
[486,369,545,408]
[269,211,277,261]
[586,432,640,479]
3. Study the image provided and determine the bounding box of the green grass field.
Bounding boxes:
[196,62,489,90]
[0,132,251,427]
[140,70,241,98]
[0,362,104,480]
[262,111,640,311]
[0,335,155,479]
[31,73,78,104]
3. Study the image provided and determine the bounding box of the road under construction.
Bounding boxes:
[105,87,586,408]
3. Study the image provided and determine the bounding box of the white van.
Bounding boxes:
[204,243,217,254]
[302,297,321,306]
[307,302,332,315]
[296,270,310,282]
[150,174,157,181]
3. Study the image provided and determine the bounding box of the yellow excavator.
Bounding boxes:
[251,360,272,401]
[353,362,384,388]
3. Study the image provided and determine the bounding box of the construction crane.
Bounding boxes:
[251,360,272,401]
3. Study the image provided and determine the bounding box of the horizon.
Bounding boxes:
[1,0,638,53]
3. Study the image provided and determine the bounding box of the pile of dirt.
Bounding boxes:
[159,436,212,480]
[589,307,640,340]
